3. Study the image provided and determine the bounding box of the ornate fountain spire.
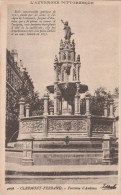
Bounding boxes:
[47,20,88,115]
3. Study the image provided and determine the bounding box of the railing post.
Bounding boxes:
[109,99,114,117]
[19,97,25,118]
[43,90,49,115]
[49,106,54,115]
[104,97,108,117]
[25,103,30,117]
[104,104,108,117]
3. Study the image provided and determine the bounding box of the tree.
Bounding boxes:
[90,87,112,116]
[30,91,44,116]
[17,82,43,115]
[6,82,54,142]
[6,91,19,143]
[80,87,118,116]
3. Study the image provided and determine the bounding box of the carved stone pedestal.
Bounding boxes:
[22,137,34,166]
[102,135,113,165]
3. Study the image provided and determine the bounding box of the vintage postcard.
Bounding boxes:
[0,0,121,194]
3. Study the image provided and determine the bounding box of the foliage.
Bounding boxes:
[90,87,112,116]
[80,87,119,116]
[6,93,19,143]
[18,83,44,115]
[113,87,119,98]
[6,82,53,142]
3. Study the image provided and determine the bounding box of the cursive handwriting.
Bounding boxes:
[101,184,117,190]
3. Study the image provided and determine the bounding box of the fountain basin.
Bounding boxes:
[47,82,88,101]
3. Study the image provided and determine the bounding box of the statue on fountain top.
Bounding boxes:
[61,20,74,41]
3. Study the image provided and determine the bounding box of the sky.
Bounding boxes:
[7,3,119,97]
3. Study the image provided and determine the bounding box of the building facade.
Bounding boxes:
[6,49,34,143]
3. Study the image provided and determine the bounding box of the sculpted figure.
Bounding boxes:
[61,20,74,41]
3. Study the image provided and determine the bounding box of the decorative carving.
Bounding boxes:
[76,82,80,94]
[54,55,58,63]
[78,66,80,81]
[60,39,64,48]
[63,52,66,60]
[68,53,71,60]
[61,69,64,81]
[72,39,75,47]
[20,119,44,133]
[55,64,61,81]
[64,66,71,75]
[57,64,61,73]
[76,54,80,62]
[48,119,86,132]
[54,84,60,94]
[92,121,113,133]
[63,121,71,131]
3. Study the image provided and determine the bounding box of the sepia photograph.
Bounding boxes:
[0,0,121,194]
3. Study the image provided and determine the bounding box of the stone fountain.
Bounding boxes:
[6,21,118,166]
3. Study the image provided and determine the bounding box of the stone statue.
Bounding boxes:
[61,20,74,41]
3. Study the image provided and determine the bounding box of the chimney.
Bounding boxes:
[11,50,18,63]
[20,60,23,67]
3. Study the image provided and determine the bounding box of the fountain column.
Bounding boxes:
[74,83,80,115]
[54,82,61,115]
[54,94,61,115]
[75,95,80,115]
[62,99,68,115]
